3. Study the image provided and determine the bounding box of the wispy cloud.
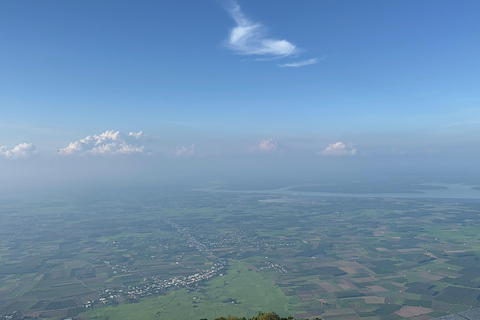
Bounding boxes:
[278,58,318,68]
[443,120,480,128]
[0,143,37,159]
[58,130,148,156]
[319,142,357,156]
[225,1,297,57]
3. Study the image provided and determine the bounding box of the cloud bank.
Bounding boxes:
[225,1,297,57]
[320,142,357,156]
[58,130,147,155]
[0,143,37,159]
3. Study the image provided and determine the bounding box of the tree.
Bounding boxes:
[256,312,281,320]
[204,312,321,320]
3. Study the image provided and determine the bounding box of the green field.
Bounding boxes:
[82,261,301,320]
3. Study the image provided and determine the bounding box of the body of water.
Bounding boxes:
[198,183,480,200]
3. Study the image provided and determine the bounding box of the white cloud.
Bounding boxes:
[0,143,37,159]
[251,139,284,153]
[225,1,297,57]
[58,130,147,155]
[278,58,318,68]
[128,131,144,139]
[320,142,357,156]
[176,144,195,157]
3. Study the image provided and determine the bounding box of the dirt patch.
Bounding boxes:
[413,316,434,320]
[322,308,357,316]
[318,282,340,293]
[297,290,315,301]
[390,282,404,287]
[210,247,235,251]
[354,276,377,283]
[367,285,389,293]
[34,273,45,281]
[431,300,451,311]
[398,248,423,253]
[418,271,443,281]
[336,261,365,269]
[364,296,385,304]
[40,309,67,318]
[339,279,358,290]
[395,306,433,318]
[339,267,357,274]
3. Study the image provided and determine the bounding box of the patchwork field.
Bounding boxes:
[1,184,480,319]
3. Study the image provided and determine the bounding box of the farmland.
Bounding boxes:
[1,183,480,319]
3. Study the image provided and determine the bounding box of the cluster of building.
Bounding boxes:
[90,220,228,306]
[103,260,135,275]
[259,260,288,273]
[95,260,226,305]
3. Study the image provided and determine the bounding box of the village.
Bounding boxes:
[88,218,229,307]
[93,259,226,307]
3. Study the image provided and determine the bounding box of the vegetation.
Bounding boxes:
[3,184,480,319]
[199,311,321,320]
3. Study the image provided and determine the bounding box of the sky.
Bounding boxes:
[1,0,480,191]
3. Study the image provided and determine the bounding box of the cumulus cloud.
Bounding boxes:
[278,58,318,68]
[320,142,357,156]
[176,144,195,157]
[58,130,147,155]
[251,139,284,153]
[128,131,144,139]
[225,1,297,57]
[0,143,37,159]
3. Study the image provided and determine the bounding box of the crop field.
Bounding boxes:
[1,185,480,319]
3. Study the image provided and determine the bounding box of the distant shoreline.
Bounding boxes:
[196,183,480,200]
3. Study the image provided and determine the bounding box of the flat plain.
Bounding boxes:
[1,184,480,320]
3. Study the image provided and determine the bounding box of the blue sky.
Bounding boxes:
[1,1,479,186]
